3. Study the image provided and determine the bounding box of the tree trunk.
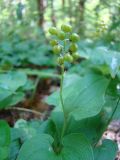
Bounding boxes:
[79,0,85,22]
[68,0,72,24]
[51,0,56,26]
[79,0,86,36]
[77,0,86,36]
[62,0,65,10]
[37,0,46,28]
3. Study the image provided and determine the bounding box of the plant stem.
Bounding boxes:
[60,65,67,139]
[59,39,68,140]
[107,97,120,125]
[63,40,66,54]
[60,65,65,114]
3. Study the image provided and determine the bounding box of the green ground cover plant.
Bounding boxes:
[0,24,119,160]
[0,25,117,160]
[0,0,120,159]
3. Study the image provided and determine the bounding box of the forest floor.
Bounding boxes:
[0,77,120,160]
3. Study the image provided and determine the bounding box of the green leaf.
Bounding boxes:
[17,134,57,160]
[66,113,106,145]
[10,119,54,160]
[46,73,109,121]
[9,128,23,160]
[17,133,94,160]
[0,120,11,160]
[104,95,118,120]
[94,140,118,160]
[14,119,49,142]
[61,133,94,160]
[28,46,56,66]
[0,88,12,102]
[50,112,64,138]
[9,140,20,160]
[0,92,25,109]
[0,72,27,92]
[0,72,27,109]
[87,47,120,78]
[103,78,120,120]
[77,44,120,78]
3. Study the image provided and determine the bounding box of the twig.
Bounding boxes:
[7,107,44,117]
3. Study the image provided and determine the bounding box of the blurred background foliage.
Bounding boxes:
[0,0,120,69]
[0,0,120,109]
[0,0,120,39]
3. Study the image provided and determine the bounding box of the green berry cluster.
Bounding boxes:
[49,24,80,65]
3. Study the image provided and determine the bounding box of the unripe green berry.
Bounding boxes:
[57,57,64,65]
[61,24,72,33]
[69,43,78,52]
[64,53,73,63]
[53,45,62,54]
[57,31,65,40]
[50,40,58,46]
[72,52,80,60]
[49,27,58,35]
[70,33,79,42]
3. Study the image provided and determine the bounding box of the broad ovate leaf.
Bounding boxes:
[0,92,25,109]
[103,78,120,120]
[87,46,120,78]
[66,113,106,145]
[0,120,11,160]
[14,119,50,142]
[0,72,27,109]
[46,73,109,121]
[94,140,117,160]
[0,72,27,92]
[17,133,94,160]
[61,133,94,160]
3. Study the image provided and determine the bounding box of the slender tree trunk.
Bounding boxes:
[77,0,86,36]
[79,0,85,22]
[62,0,65,10]
[37,0,46,28]
[68,0,72,24]
[79,0,86,34]
[51,0,56,26]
